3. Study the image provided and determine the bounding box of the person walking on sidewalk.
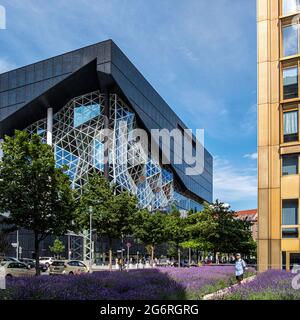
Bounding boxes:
[235,253,247,285]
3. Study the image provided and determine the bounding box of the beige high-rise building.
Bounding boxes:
[258,0,300,271]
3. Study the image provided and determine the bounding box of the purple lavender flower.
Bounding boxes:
[223,269,300,300]
[0,266,255,300]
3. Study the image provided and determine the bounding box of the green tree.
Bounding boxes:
[0,131,77,275]
[208,200,257,259]
[49,238,65,259]
[133,210,168,266]
[77,173,139,270]
[165,206,187,265]
[232,218,257,258]
[185,200,256,260]
[182,205,218,253]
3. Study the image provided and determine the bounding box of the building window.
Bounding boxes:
[290,253,300,268]
[92,139,104,172]
[283,110,298,142]
[283,66,298,100]
[283,24,299,57]
[282,228,299,238]
[74,103,101,128]
[282,199,298,225]
[282,154,299,175]
[55,146,78,182]
[283,0,300,16]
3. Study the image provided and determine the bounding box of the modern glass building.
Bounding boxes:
[0,40,213,258]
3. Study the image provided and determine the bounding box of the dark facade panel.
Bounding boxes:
[110,43,213,170]
[0,40,112,122]
[110,44,212,202]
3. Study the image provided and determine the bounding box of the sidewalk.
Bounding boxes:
[202,275,256,300]
[91,264,153,271]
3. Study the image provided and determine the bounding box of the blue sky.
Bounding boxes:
[0,0,257,210]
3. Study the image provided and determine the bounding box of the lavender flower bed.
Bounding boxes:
[0,266,252,300]
[158,266,252,299]
[223,270,300,300]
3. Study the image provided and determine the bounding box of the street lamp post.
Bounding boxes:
[127,245,130,271]
[16,230,19,260]
[67,234,71,260]
[86,199,103,271]
[89,206,93,273]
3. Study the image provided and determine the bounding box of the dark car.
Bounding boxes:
[1,257,20,262]
[19,258,34,264]
[173,260,190,268]
[19,258,48,272]
[38,263,48,272]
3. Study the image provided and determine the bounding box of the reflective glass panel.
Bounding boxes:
[282,228,299,238]
[282,154,299,175]
[283,24,298,57]
[74,104,100,127]
[283,67,298,99]
[55,146,78,181]
[284,110,298,142]
[282,199,298,225]
[283,0,299,15]
[92,139,104,171]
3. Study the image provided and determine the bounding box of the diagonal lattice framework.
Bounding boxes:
[109,94,174,211]
[26,91,174,210]
[25,91,175,260]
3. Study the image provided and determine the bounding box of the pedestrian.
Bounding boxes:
[235,253,247,285]
[119,257,124,271]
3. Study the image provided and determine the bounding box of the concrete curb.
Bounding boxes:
[202,275,257,300]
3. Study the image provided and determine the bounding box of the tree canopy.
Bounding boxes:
[77,173,139,269]
[181,204,218,252]
[0,131,77,274]
[49,238,65,258]
[133,209,168,265]
[182,200,256,259]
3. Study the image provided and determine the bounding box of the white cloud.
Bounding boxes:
[0,58,14,73]
[177,45,200,62]
[243,152,258,160]
[213,156,257,205]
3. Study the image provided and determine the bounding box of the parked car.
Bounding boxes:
[0,261,35,277]
[49,260,89,275]
[0,257,20,263]
[39,264,48,273]
[19,258,34,265]
[39,257,54,267]
[19,258,48,273]
[157,258,171,267]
